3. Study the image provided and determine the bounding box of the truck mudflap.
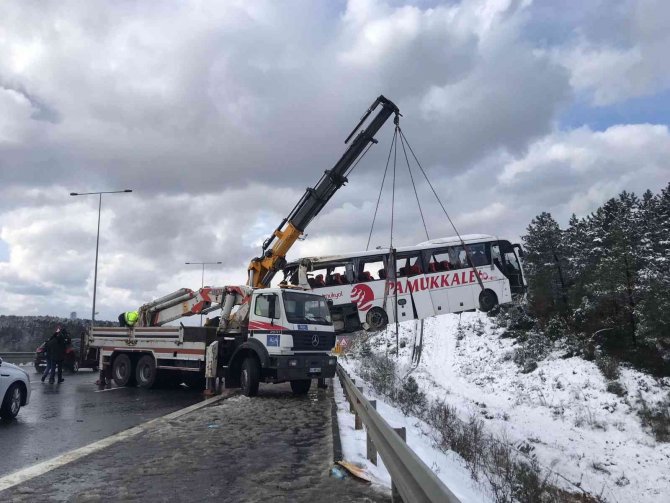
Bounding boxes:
[274,353,337,381]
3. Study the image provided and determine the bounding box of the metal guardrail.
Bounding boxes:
[337,365,460,503]
[0,352,34,364]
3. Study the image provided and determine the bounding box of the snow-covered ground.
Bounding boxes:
[334,369,492,502]
[338,312,670,503]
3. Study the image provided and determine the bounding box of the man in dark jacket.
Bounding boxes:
[41,327,68,384]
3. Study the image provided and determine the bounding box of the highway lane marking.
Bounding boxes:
[93,386,125,393]
[0,389,236,493]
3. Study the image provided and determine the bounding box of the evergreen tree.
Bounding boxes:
[635,184,670,350]
[522,212,566,323]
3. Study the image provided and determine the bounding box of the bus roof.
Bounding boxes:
[285,234,501,267]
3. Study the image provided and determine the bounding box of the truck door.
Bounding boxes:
[251,293,284,350]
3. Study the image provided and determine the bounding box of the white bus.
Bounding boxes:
[282,234,526,333]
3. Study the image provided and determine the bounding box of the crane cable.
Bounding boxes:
[391,124,399,356]
[366,128,397,251]
[398,131,430,241]
[397,128,486,293]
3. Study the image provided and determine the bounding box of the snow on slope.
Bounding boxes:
[342,312,670,503]
[334,366,492,502]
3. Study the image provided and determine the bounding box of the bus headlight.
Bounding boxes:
[288,359,298,367]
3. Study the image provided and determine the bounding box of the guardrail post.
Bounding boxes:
[354,386,364,430]
[366,400,377,465]
[349,379,356,413]
[391,427,407,503]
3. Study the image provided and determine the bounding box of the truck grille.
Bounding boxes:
[291,333,335,351]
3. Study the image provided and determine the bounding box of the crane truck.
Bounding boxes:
[89,96,400,396]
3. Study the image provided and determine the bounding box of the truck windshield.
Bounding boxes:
[283,291,332,325]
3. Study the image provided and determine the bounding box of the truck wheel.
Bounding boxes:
[290,379,311,395]
[366,307,388,331]
[112,354,136,387]
[135,355,157,388]
[240,357,260,397]
[479,289,499,313]
[1,383,23,419]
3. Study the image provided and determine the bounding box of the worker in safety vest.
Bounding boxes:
[118,311,139,327]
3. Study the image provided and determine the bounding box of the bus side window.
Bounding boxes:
[396,254,421,277]
[326,265,348,285]
[408,256,423,276]
[311,267,327,287]
[358,258,384,282]
[426,249,451,272]
[449,246,466,269]
[491,245,503,271]
[469,243,488,266]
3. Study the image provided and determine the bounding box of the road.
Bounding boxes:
[0,369,205,477]
[2,381,388,502]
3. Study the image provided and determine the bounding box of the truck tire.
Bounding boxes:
[240,357,260,397]
[290,379,311,395]
[112,354,136,387]
[135,355,157,388]
[366,307,388,331]
[1,383,23,419]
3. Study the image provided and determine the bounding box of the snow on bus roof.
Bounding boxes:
[286,234,499,266]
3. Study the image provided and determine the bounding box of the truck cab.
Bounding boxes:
[219,287,337,395]
[90,287,337,396]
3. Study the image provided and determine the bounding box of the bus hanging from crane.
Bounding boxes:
[282,234,527,333]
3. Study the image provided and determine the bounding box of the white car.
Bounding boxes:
[0,356,31,419]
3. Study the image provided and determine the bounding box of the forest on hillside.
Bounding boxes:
[522,182,670,375]
[0,316,115,352]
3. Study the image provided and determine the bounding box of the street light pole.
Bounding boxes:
[185,261,223,326]
[70,189,132,326]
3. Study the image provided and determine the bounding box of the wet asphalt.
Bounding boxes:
[0,369,205,477]
[1,381,389,502]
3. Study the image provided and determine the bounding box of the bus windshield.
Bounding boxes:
[283,292,332,325]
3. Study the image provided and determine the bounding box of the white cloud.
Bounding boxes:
[0,0,665,319]
[498,123,670,216]
[550,0,670,105]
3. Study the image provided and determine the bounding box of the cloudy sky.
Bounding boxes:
[0,0,668,321]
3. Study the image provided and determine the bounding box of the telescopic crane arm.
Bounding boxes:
[247,95,400,288]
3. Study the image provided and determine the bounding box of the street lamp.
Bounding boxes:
[70,189,133,326]
[185,261,223,325]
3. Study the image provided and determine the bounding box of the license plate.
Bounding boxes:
[309,367,321,373]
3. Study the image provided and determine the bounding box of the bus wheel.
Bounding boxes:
[366,307,388,331]
[240,357,260,397]
[112,354,136,387]
[135,355,157,388]
[479,289,499,313]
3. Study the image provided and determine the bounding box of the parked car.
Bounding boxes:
[0,356,31,419]
[34,331,99,374]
